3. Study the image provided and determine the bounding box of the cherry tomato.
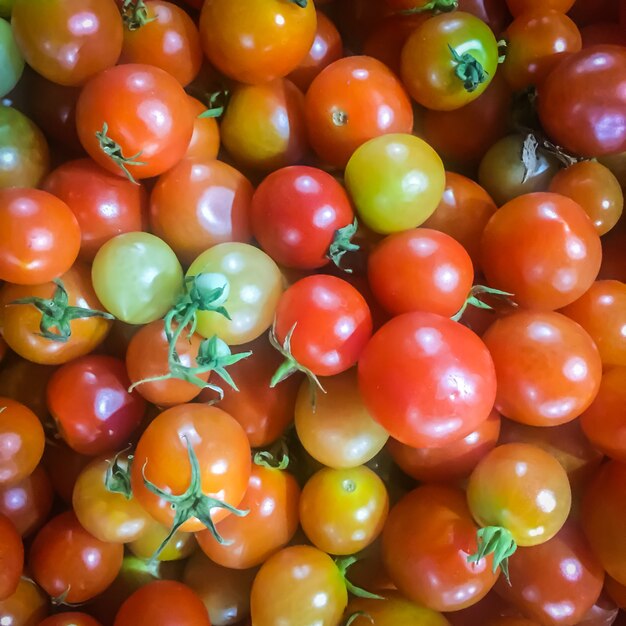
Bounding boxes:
[47,355,146,456]
[482,310,601,427]
[150,158,253,266]
[0,465,53,537]
[250,165,354,270]
[38,614,102,626]
[383,485,498,612]
[250,545,347,626]
[30,511,123,604]
[92,232,183,325]
[221,79,308,173]
[76,64,194,180]
[0,264,112,365]
[305,56,414,169]
[467,443,572,547]
[0,188,80,285]
[506,0,574,15]
[401,12,499,111]
[11,0,122,86]
[0,576,48,626]
[368,228,474,317]
[120,0,202,86]
[43,158,148,262]
[128,520,196,563]
[549,161,623,236]
[389,409,501,484]
[199,0,316,85]
[538,46,626,157]
[345,134,445,234]
[114,580,211,626]
[0,514,22,601]
[0,107,49,189]
[196,463,300,569]
[358,311,496,448]
[0,18,23,98]
[0,397,44,487]
[184,96,220,161]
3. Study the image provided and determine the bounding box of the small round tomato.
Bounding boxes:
[0,264,113,365]
[43,158,148,262]
[383,485,498,612]
[0,397,44,487]
[221,79,308,172]
[481,192,602,310]
[549,161,623,236]
[11,0,122,86]
[39,614,103,626]
[76,64,194,180]
[47,355,146,456]
[401,12,499,111]
[0,106,49,189]
[0,188,80,285]
[92,232,183,325]
[305,56,414,169]
[502,10,581,91]
[184,96,220,161]
[368,228,474,317]
[0,18,23,98]
[187,243,284,345]
[199,0,316,85]
[358,312,496,449]
[483,311,601,427]
[150,158,253,266]
[0,514,23,601]
[114,580,211,626]
[128,518,197,563]
[506,0,574,16]
[250,165,354,270]
[0,465,53,537]
[250,545,347,626]
[120,0,202,87]
[196,463,300,569]
[467,443,572,547]
[30,511,123,604]
[0,576,47,626]
[345,134,445,234]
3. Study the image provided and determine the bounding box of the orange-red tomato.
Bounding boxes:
[506,0,574,16]
[0,513,23,601]
[184,96,220,161]
[0,576,48,626]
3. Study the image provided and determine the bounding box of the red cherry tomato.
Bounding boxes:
[0,514,23,601]
[38,614,103,626]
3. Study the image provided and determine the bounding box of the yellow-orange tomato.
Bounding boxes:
[184,96,220,161]
[347,591,450,626]
[128,519,197,562]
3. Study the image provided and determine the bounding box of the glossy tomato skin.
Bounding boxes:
[47,355,146,456]
[128,518,197,563]
[196,464,300,569]
[482,311,602,427]
[250,166,354,270]
[114,580,211,626]
[76,64,194,180]
[305,56,414,169]
[38,614,103,626]
[0,576,47,626]
[368,228,474,317]
[0,264,112,365]
[467,443,572,547]
[358,312,496,449]
[30,511,123,604]
[538,46,626,157]
[401,12,499,111]
[185,95,220,161]
[0,188,80,285]
[199,0,316,85]
[150,158,253,266]
[495,521,604,626]
[481,193,602,310]
[347,591,450,626]
[506,0,574,15]
[131,404,251,533]
[0,514,22,601]
[274,275,373,377]
[11,0,122,86]
[43,158,148,262]
[382,485,498,612]
[0,19,23,99]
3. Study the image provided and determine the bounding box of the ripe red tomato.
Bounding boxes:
[38,613,103,626]
[47,355,146,455]
[0,188,80,285]
[0,514,23,601]
[358,312,496,448]
[76,64,194,181]
[250,165,354,270]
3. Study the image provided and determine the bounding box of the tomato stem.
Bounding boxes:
[397,0,457,15]
[121,0,156,30]
[467,526,517,583]
[198,89,230,119]
[253,439,290,470]
[327,218,360,273]
[335,556,385,600]
[451,285,514,322]
[104,448,134,500]
[288,0,308,7]
[96,122,146,185]
[344,612,374,626]
[448,45,488,92]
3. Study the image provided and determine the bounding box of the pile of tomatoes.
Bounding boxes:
[2,0,626,624]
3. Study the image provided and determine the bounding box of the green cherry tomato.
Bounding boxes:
[0,18,24,97]
[92,232,183,325]
[345,133,446,234]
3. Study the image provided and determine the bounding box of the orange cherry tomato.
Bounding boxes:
[184,96,220,161]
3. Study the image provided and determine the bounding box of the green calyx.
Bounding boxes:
[335,556,385,600]
[288,0,308,6]
[449,45,488,93]
[104,448,134,500]
[142,435,249,563]
[96,122,146,185]
[344,612,374,626]
[9,279,114,342]
[398,0,457,15]
[253,439,290,471]
[451,285,514,322]
[121,0,156,30]
[467,526,517,583]
[198,89,230,119]
[327,218,360,273]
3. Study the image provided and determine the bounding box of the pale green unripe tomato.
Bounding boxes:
[0,18,24,97]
